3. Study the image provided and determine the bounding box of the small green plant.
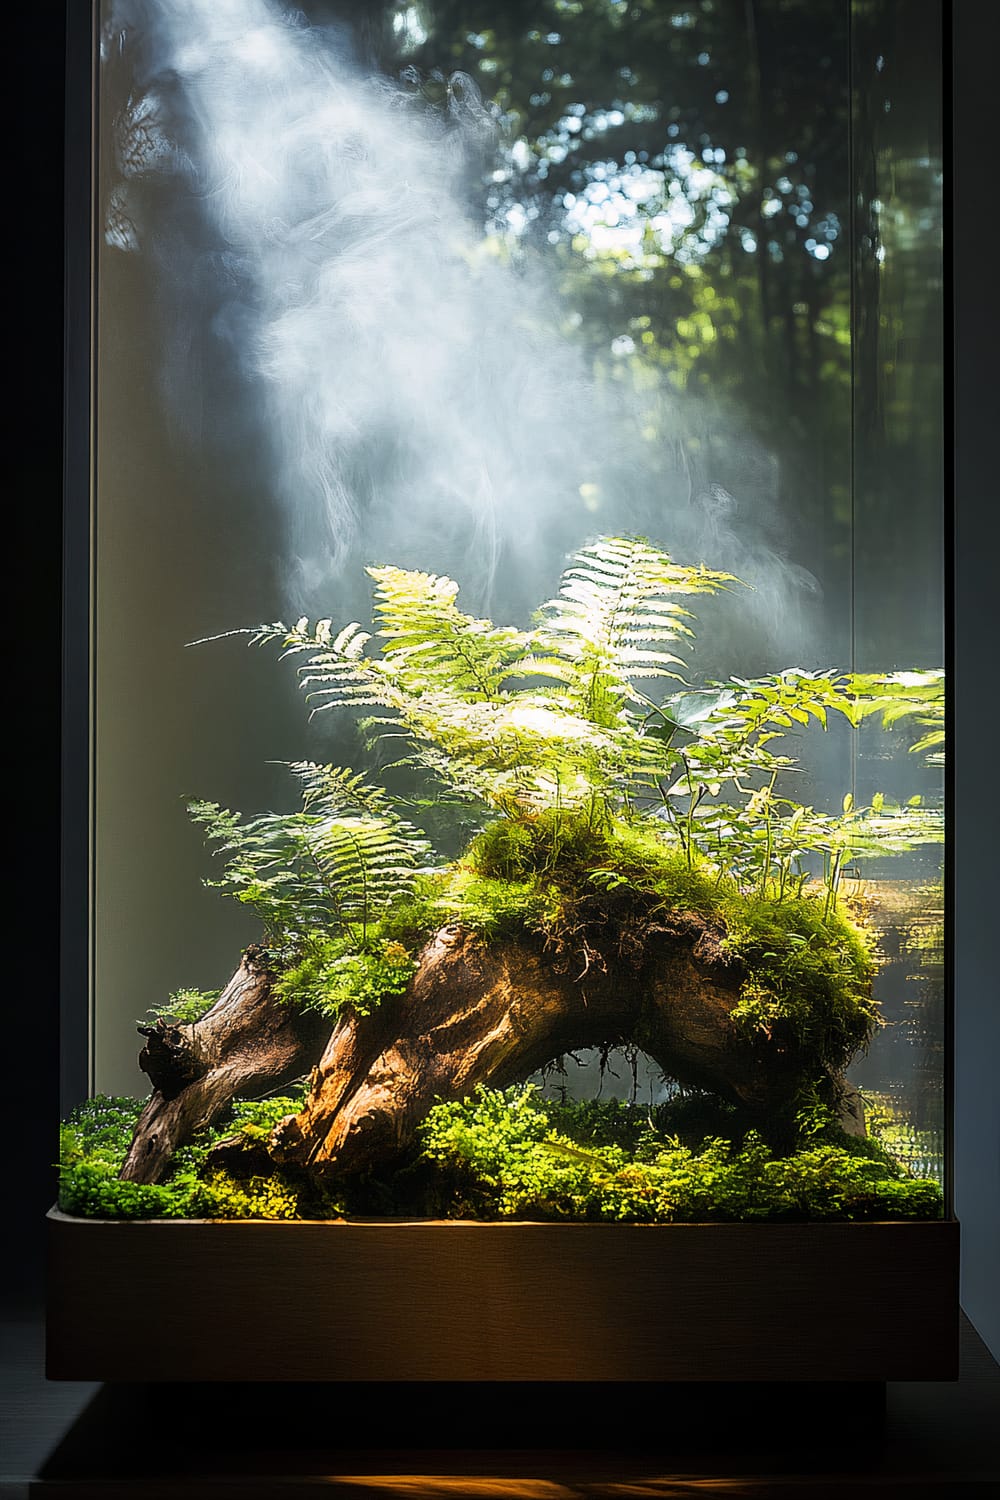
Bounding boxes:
[273,934,417,1019]
[143,988,220,1027]
[416,1084,943,1223]
[57,1088,346,1221]
[189,761,432,951]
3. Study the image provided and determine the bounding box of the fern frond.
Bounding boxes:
[286,761,398,820]
[188,764,433,945]
[306,813,430,929]
[241,617,387,719]
[367,565,533,702]
[532,536,736,725]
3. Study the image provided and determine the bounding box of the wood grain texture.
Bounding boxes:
[272,921,865,1181]
[46,1210,959,1383]
[119,949,330,1186]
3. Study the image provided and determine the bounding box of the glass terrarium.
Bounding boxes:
[50,0,957,1383]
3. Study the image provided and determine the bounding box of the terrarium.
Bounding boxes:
[50,0,957,1383]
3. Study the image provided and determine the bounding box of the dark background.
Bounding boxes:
[6,0,997,1368]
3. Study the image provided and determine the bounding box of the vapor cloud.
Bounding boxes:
[103,0,822,664]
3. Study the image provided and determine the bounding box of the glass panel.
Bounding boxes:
[66,0,944,1226]
[846,0,945,1184]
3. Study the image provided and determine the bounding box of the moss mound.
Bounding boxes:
[58,1091,337,1221]
[241,808,876,1089]
[414,1085,943,1223]
[383,813,877,1078]
[59,1083,942,1224]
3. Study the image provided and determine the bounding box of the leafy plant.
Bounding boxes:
[416,1084,943,1223]
[59,1081,942,1223]
[188,760,432,948]
[57,1088,346,1221]
[228,537,940,923]
[243,537,736,826]
[143,987,220,1027]
[273,935,417,1019]
[184,534,942,1094]
[646,667,943,907]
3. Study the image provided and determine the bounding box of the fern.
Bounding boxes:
[251,537,731,821]
[189,762,431,946]
[367,565,533,701]
[197,536,943,937]
[533,536,736,727]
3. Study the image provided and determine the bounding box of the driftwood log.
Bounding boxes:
[268,913,866,1181]
[119,944,330,1185]
[123,918,866,1187]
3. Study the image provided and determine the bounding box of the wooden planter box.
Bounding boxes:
[46,1209,959,1383]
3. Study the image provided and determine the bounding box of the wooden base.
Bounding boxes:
[46,1209,959,1383]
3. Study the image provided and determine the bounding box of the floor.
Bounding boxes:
[2,1311,998,1497]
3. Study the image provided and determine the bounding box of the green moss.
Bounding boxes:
[720,891,877,1071]
[461,814,878,1076]
[416,1085,943,1223]
[274,934,417,1018]
[466,812,725,914]
[57,1088,337,1222]
[375,879,451,945]
[434,869,558,937]
[468,810,611,880]
[456,818,697,948]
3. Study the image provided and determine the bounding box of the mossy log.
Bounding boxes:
[269,915,865,1182]
[123,917,867,1187]
[119,945,330,1186]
